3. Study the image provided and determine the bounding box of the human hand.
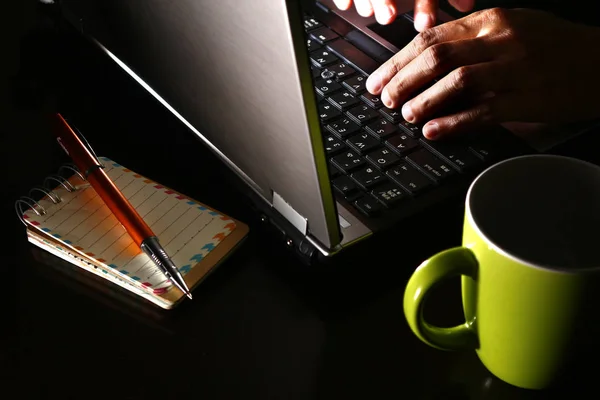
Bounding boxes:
[332,0,475,31]
[364,8,600,140]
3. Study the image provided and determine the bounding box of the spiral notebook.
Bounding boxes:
[16,156,249,309]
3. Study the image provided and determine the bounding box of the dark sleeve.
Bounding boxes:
[440,1,600,26]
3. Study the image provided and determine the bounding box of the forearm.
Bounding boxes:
[441,1,600,27]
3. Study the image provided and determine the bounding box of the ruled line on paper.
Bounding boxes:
[24,157,237,291]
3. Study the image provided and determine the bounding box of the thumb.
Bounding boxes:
[448,0,475,12]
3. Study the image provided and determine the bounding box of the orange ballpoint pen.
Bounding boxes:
[52,113,192,299]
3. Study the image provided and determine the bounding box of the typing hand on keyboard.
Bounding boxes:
[331,0,474,31]
[305,10,532,218]
[363,8,600,141]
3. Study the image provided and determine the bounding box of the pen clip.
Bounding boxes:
[56,113,106,178]
[68,119,105,171]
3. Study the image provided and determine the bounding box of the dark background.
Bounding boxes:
[4,1,600,399]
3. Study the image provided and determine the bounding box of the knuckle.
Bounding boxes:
[452,66,474,90]
[384,79,402,101]
[413,29,437,52]
[392,80,408,96]
[485,7,510,24]
[450,21,470,38]
[477,103,495,122]
[385,56,402,76]
[423,43,451,73]
[444,115,461,131]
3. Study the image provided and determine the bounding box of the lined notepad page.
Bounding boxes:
[24,157,237,294]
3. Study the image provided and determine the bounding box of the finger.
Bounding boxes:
[366,17,481,95]
[448,0,476,13]
[380,38,495,108]
[332,0,353,10]
[421,103,495,140]
[414,0,438,32]
[371,0,398,25]
[422,91,538,140]
[400,60,507,123]
[354,0,375,17]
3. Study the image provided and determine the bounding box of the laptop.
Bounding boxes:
[56,0,594,264]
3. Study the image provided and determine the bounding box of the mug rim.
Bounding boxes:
[465,154,600,274]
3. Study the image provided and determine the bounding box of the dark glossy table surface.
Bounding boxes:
[6,2,600,399]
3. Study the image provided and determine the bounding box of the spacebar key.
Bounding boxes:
[327,39,379,75]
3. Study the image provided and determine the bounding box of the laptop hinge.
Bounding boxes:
[272,191,308,235]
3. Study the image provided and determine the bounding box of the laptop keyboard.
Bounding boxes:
[304,13,514,218]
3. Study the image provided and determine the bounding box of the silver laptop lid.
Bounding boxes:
[60,0,342,249]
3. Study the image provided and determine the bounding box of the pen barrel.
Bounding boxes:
[51,113,155,249]
[88,170,155,246]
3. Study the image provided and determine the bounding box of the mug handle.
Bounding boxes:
[403,247,479,351]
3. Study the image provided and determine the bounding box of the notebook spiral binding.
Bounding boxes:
[15,163,87,226]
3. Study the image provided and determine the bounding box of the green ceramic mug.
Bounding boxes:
[403,154,600,390]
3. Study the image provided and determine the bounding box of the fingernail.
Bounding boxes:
[386,5,395,20]
[414,13,432,32]
[376,6,394,24]
[366,73,382,94]
[402,103,414,122]
[423,122,439,139]
[381,88,393,108]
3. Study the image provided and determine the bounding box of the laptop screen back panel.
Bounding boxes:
[60,0,342,249]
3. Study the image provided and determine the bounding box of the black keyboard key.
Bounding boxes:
[469,144,492,161]
[327,39,379,75]
[318,102,342,122]
[353,196,382,216]
[332,175,358,196]
[315,78,342,97]
[304,16,322,31]
[386,163,432,194]
[360,93,383,109]
[328,162,341,178]
[346,104,380,125]
[351,166,386,189]
[365,118,398,140]
[421,139,482,172]
[320,70,337,80]
[311,66,322,79]
[310,49,339,68]
[310,27,339,44]
[344,191,363,203]
[468,128,515,162]
[346,131,381,154]
[379,107,403,124]
[324,134,346,155]
[323,62,356,81]
[406,148,455,181]
[399,120,422,137]
[371,182,404,207]
[366,147,400,169]
[342,75,367,95]
[327,91,360,111]
[385,133,419,155]
[331,150,366,173]
[307,38,322,52]
[326,118,361,139]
